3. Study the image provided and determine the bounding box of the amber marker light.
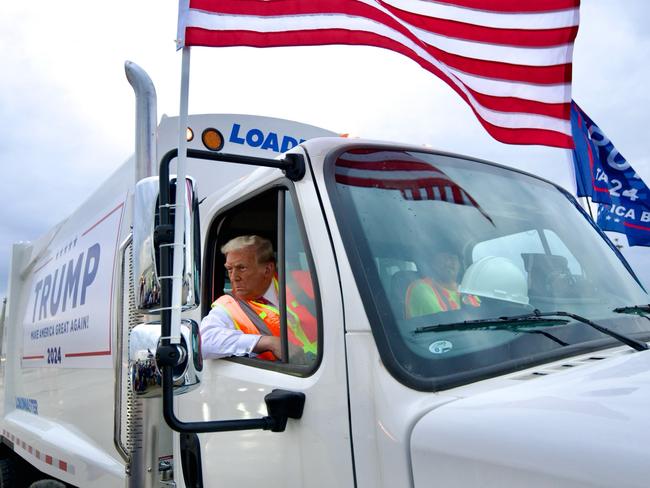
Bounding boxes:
[202,128,224,151]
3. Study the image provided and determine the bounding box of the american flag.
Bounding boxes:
[178,0,579,149]
[335,148,493,222]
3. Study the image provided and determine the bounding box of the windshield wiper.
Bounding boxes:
[414,316,572,347]
[414,316,570,346]
[613,304,650,322]
[415,316,569,334]
[534,310,648,352]
[415,309,649,352]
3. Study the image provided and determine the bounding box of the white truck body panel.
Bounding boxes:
[2,109,649,488]
[411,346,650,487]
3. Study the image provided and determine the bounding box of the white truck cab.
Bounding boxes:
[1,63,649,488]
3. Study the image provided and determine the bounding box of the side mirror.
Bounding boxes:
[128,319,203,397]
[133,176,201,313]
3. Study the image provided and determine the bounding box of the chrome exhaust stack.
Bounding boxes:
[125,61,158,181]
[121,62,175,487]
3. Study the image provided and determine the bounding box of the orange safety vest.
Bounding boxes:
[214,276,317,361]
[405,278,480,318]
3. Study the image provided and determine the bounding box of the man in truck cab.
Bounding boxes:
[200,235,317,362]
[405,248,480,318]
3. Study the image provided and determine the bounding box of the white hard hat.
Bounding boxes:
[459,256,529,305]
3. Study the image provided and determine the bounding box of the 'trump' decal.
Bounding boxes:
[23,199,125,369]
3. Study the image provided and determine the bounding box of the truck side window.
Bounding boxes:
[203,187,320,373]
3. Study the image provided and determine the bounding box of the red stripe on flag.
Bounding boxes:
[426,0,580,13]
[479,122,573,148]
[578,116,610,194]
[416,42,573,85]
[624,222,650,232]
[346,148,386,155]
[467,88,571,119]
[335,159,441,172]
[451,185,464,204]
[335,174,455,190]
[191,0,579,16]
[377,2,579,47]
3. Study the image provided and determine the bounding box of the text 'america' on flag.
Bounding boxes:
[177,0,579,149]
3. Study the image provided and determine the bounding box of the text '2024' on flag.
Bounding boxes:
[570,101,650,247]
[177,0,579,148]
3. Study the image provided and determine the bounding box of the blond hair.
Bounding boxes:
[221,235,274,264]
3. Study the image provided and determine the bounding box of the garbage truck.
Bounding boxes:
[1,62,650,488]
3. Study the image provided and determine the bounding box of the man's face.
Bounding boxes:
[431,251,460,284]
[225,246,275,300]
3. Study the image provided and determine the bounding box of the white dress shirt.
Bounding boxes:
[200,284,278,359]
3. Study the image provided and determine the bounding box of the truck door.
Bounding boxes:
[179,179,354,487]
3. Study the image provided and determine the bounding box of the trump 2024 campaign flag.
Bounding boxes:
[177,0,579,149]
[570,101,650,247]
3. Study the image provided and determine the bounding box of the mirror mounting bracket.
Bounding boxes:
[155,344,184,368]
[265,390,306,432]
[154,224,174,246]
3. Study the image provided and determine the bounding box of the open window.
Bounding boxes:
[202,186,321,374]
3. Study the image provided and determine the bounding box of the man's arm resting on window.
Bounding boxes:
[200,306,261,359]
[253,335,282,359]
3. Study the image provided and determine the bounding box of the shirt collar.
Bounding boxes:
[262,282,278,307]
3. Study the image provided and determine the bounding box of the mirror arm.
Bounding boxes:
[160,367,305,434]
[159,148,305,183]
[156,149,306,434]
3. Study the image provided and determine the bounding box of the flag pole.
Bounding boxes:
[170,46,191,344]
[582,197,595,220]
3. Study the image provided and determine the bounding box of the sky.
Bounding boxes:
[1,1,649,299]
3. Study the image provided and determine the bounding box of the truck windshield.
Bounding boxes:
[326,147,650,390]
